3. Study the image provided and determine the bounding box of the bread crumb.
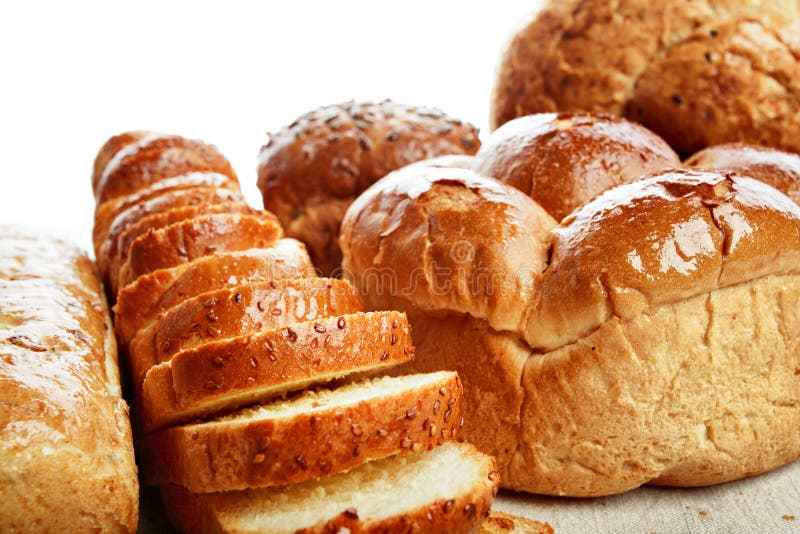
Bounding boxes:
[699,511,708,517]
[783,515,795,521]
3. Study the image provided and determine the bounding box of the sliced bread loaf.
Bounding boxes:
[114,240,314,346]
[141,372,463,492]
[117,212,283,288]
[128,278,362,387]
[160,441,498,534]
[140,311,414,430]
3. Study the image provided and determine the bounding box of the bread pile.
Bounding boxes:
[491,0,800,155]
[90,131,499,532]
[340,112,800,497]
[257,100,481,276]
[0,229,138,531]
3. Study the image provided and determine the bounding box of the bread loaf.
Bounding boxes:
[160,441,498,534]
[491,0,800,155]
[0,229,138,532]
[257,100,481,275]
[341,161,800,496]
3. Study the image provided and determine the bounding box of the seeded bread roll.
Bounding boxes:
[473,113,680,221]
[0,229,138,532]
[257,100,481,275]
[341,163,800,496]
[686,143,800,204]
[491,0,800,155]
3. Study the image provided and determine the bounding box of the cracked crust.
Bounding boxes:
[491,0,800,155]
[341,166,800,495]
[473,112,680,221]
[258,100,481,275]
[686,142,800,205]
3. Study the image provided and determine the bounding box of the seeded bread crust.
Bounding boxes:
[117,212,283,289]
[140,311,414,430]
[257,100,481,275]
[141,372,463,492]
[114,241,315,347]
[159,442,498,534]
[94,134,238,203]
[128,278,363,387]
[96,187,245,287]
[479,512,553,534]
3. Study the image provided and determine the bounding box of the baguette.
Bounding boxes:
[128,278,362,386]
[0,229,138,532]
[141,372,463,492]
[94,133,238,203]
[160,441,498,534]
[114,240,314,346]
[140,311,414,430]
[117,212,283,288]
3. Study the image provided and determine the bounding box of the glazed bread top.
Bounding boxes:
[92,132,238,203]
[473,113,680,221]
[491,0,800,155]
[341,161,557,333]
[0,229,138,532]
[686,143,800,204]
[342,165,800,352]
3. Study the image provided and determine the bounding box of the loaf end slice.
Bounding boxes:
[161,441,498,534]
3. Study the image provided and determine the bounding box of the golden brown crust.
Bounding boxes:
[686,143,800,204]
[95,133,238,203]
[257,100,481,275]
[139,311,414,430]
[473,113,680,221]
[114,240,315,347]
[491,0,800,155]
[91,130,149,191]
[141,372,463,492]
[0,229,138,532]
[480,512,553,534]
[525,169,800,351]
[128,278,363,387]
[116,212,283,289]
[340,162,556,335]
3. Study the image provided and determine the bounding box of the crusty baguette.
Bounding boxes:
[96,186,244,286]
[0,229,138,532]
[114,240,314,346]
[139,310,414,430]
[141,372,463,492]
[117,212,283,289]
[480,512,553,534]
[161,441,498,534]
[94,133,238,203]
[128,278,362,387]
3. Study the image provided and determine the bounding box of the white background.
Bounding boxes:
[0,1,539,252]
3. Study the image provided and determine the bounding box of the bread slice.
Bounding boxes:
[128,278,363,387]
[117,212,283,288]
[160,441,498,534]
[140,311,414,431]
[114,240,314,346]
[93,172,241,251]
[95,134,237,203]
[480,512,553,534]
[141,371,463,492]
[96,186,244,284]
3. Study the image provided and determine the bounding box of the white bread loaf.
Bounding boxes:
[341,159,800,496]
[161,441,498,534]
[0,229,138,532]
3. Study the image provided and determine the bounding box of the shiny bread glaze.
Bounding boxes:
[0,229,138,532]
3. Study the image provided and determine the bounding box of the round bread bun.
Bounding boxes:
[473,113,680,221]
[686,143,800,204]
[491,0,800,156]
[257,100,481,276]
[341,165,800,496]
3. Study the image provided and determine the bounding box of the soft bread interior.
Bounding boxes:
[179,441,488,533]
[202,372,453,426]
